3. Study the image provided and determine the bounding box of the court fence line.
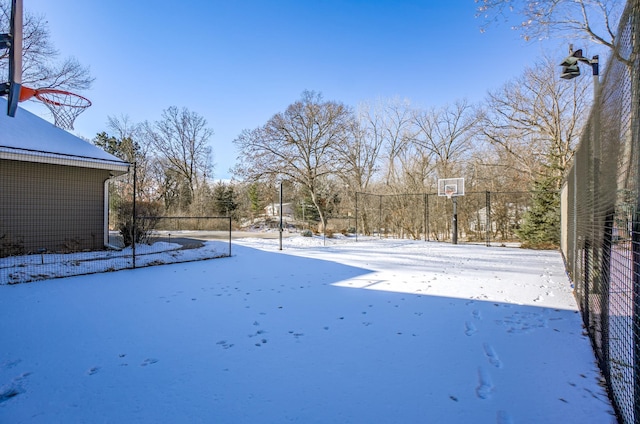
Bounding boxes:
[560,1,640,422]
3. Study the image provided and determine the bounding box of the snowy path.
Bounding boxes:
[0,237,615,423]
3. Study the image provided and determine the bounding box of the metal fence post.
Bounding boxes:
[228,217,232,257]
[424,193,428,241]
[279,181,283,251]
[379,194,382,239]
[486,191,491,247]
[132,162,137,269]
[355,192,358,242]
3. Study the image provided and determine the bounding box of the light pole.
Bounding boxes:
[560,44,603,348]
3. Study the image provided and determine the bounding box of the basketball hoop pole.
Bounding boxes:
[452,196,458,245]
[445,191,457,243]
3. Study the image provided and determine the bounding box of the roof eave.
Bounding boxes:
[0,148,130,175]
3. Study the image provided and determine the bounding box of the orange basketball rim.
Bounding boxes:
[19,86,91,130]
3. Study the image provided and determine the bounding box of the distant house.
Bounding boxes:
[468,203,528,237]
[264,202,294,218]
[0,99,129,255]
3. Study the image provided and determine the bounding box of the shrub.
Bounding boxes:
[301,229,313,237]
[0,233,24,257]
[117,201,163,246]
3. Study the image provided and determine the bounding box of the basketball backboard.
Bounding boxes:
[437,178,465,198]
[1,0,22,117]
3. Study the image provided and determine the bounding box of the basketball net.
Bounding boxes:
[445,190,455,199]
[19,87,91,130]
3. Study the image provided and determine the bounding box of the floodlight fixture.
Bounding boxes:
[560,49,583,80]
[560,46,599,80]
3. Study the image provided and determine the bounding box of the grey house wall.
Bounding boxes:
[0,159,111,255]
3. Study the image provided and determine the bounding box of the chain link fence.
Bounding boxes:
[0,161,231,285]
[561,1,640,422]
[355,191,533,246]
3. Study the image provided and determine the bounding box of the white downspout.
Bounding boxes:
[104,171,130,250]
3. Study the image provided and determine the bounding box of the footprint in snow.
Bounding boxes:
[497,311,548,334]
[141,358,158,367]
[1,359,21,370]
[0,372,31,404]
[465,321,477,336]
[87,366,100,375]
[216,340,234,349]
[0,384,23,404]
[497,410,514,424]
[476,367,494,400]
[483,343,503,368]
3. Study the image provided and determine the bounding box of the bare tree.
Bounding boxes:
[103,115,161,203]
[337,104,385,193]
[413,99,479,181]
[0,1,93,90]
[143,106,213,209]
[397,141,437,192]
[233,91,354,231]
[103,115,143,163]
[480,56,591,186]
[361,98,415,187]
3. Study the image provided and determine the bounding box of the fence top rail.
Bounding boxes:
[356,190,540,198]
[136,216,232,220]
[356,192,430,198]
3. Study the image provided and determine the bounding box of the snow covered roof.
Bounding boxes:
[0,98,129,174]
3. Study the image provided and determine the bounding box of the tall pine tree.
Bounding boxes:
[517,176,560,248]
[213,183,238,218]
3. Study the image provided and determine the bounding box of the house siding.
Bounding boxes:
[0,159,111,254]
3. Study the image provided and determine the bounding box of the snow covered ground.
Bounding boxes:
[0,236,616,423]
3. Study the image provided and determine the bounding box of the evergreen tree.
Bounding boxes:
[214,183,238,218]
[247,183,262,219]
[516,176,560,248]
[94,132,141,163]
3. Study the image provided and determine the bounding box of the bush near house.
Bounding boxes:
[117,201,163,246]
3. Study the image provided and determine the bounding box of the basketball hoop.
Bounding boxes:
[19,86,91,130]
[444,184,457,199]
[438,178,465,199]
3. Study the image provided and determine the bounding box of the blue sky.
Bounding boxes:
[21,0,563,180]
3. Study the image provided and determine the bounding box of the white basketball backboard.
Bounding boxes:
[437,178,465,198]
